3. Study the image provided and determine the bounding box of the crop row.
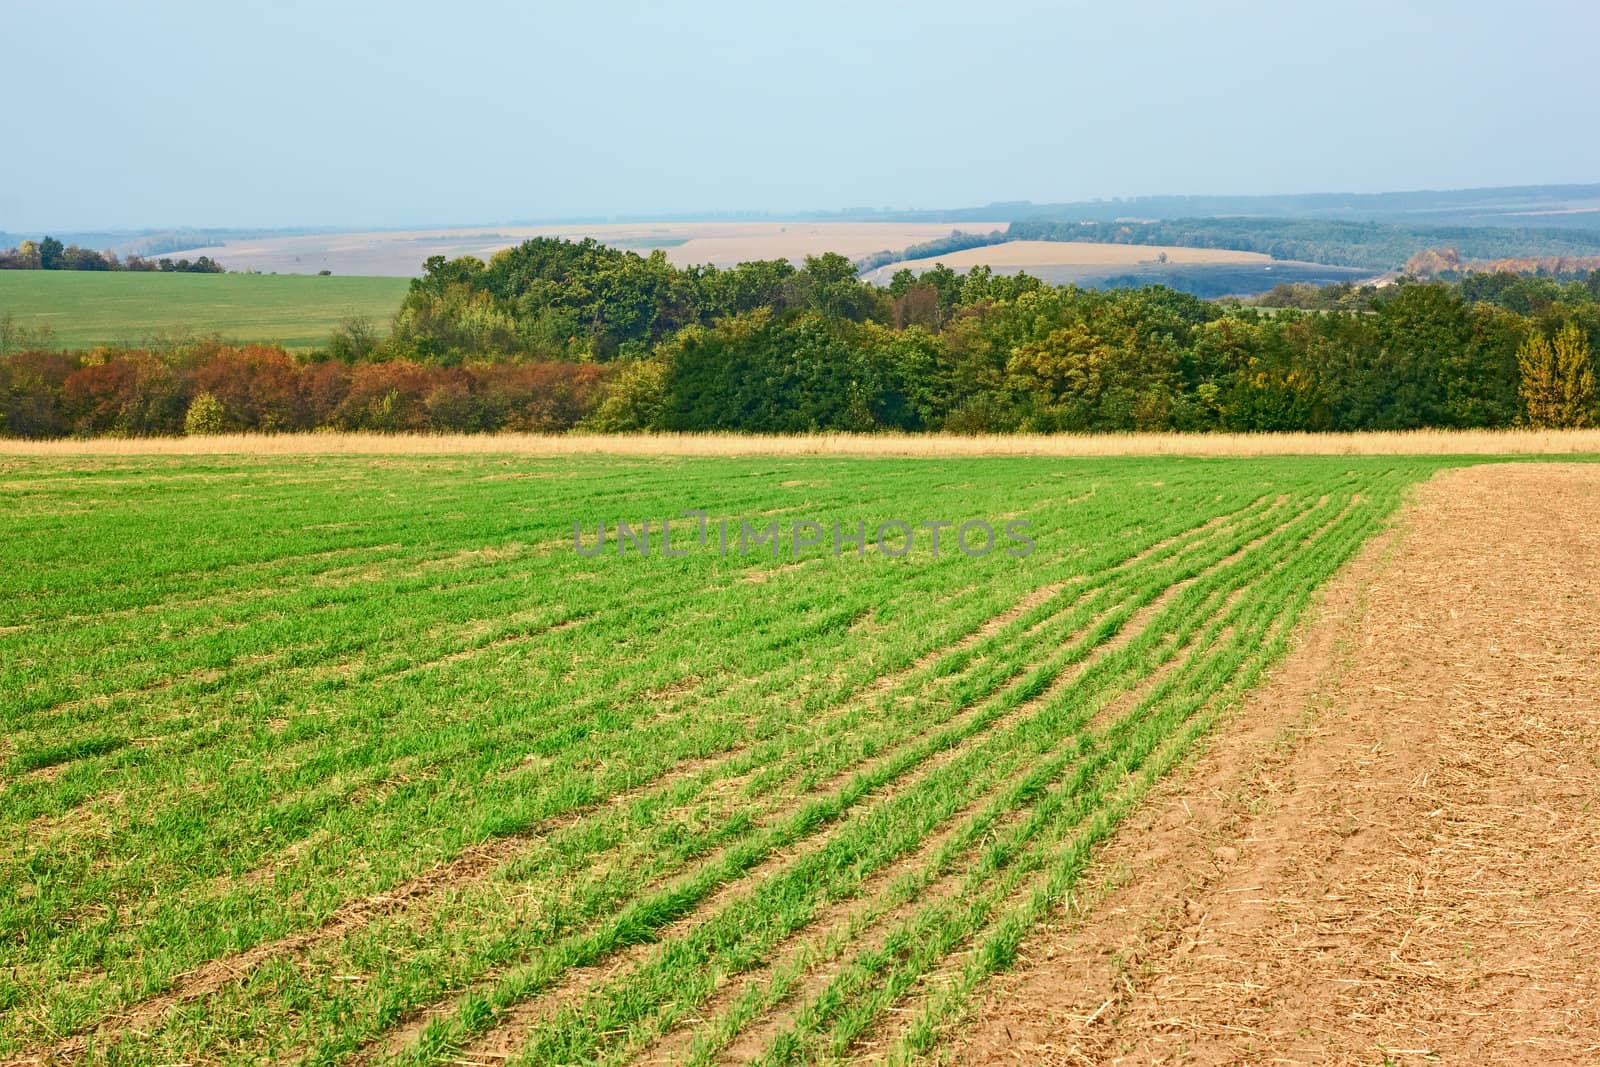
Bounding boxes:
[0,453,1442,1063]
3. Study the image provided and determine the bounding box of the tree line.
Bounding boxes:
[0,237,223,272]
[1006,217,1600,272]
[854,230,1008,273]
[1404,247,1600,280]
[0,342,605,438]
[2,237,1598,438]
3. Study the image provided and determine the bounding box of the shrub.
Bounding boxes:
[193,345,308,431]
[942,393,1017,434]
[184,391,226,436]
[333,361,432,431]
[581,358,666,432]
[423,375,488,432]
[303,360,352,425]
[471,362,609,432]
[0,349,75,438]
[63,353,187,436]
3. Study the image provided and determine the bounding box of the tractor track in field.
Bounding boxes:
[835,500,1361,1064]
[439,612,1134,1066]
[953,463,1600,1066]
[10,563,990,854]
[6,566,1006,944]
[14,525,759,727]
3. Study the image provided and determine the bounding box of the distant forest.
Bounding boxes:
[1004,217,1600,272]
[0,237,223,273]
[4,237,1598,438]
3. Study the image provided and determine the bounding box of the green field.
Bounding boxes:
[0,271,410,350]
[1,453,1449,1064]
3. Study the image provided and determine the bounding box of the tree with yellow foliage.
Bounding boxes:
[1518,322,1596,428]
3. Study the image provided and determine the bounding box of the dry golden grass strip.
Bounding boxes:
[5,428,1600,458]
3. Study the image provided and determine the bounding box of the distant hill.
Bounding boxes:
[839,183,1600,230]
[14,184,1600,280]
[11,184,1600,254]
[0,228,316,257]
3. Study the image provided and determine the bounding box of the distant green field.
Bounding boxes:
[0,271,410,350]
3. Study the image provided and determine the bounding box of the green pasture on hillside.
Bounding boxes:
[0,271,410,350]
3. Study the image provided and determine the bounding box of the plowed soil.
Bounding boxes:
[953,463,1600,1065]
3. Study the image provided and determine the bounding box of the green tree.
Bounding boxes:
[184,391,226,436]
[582,358,668,431]
[326,314,381,362]
[1362,282,1467,428]
[784,254,883,323]
[38,236,64,270]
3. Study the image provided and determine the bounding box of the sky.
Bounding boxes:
[5,0,1600,231]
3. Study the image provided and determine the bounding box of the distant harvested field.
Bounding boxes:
[859,240,1379,295]
[154,221,1008,277]
[877,240,1271,273]
[6,428,1600,458]
[0,271,409,349]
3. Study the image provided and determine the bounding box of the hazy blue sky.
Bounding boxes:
[6,0,1598,230]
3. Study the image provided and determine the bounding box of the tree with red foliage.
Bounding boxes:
[193,345,309,431]
[303,360,352,426]
[333,360,434,431]
[63,352,187,436]
[470,362,609,432]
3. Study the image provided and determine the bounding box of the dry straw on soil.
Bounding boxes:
[4,428,1600,458]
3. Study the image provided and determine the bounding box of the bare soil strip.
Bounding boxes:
[951,463,1600,1065]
